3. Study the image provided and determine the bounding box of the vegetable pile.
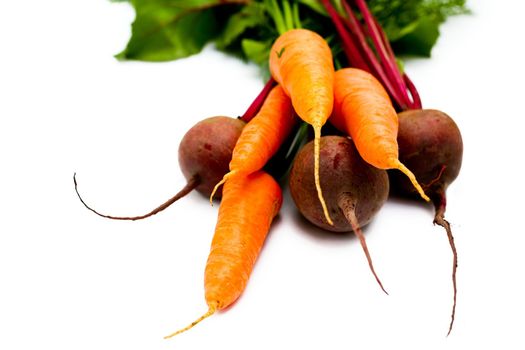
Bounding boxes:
[77,0,467,339]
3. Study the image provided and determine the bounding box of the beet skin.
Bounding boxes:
[290,136,389,232]
[178,116,245,198]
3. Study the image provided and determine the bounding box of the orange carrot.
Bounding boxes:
[269,28,335,225]
[210,85,296,201]
[165,170,282,338]
[331,68,429,201]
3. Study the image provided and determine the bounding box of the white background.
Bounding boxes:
[1,1,524,349]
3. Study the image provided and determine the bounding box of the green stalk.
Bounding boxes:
[292,2,302,29]
[265,0,287,34]
[282,0,294,31]
[265,0,299,33]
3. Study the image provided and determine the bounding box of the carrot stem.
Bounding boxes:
[282,0,294,31]
[73,173,199,221]
[266,0,288,34]
[292,2,301,29]
[338,194,388,295]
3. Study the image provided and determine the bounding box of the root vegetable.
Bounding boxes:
[390,108,463,335]
[289,135,389,293]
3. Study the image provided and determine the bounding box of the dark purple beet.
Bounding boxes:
[389,108,463,335]
[178,116,245,197]
[75,116,245,220]
[290,136,389,293]
[390,109,462,201]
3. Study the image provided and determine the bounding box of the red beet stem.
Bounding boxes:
[240,78,276,123]
[73,173,200,221]
[320,0,423,111]
[353,0,411,110]
[432,187,458,336]
[403,73,422,109]
[338,193,388,295]
[340,1,401,106]
[320,0,370,71]
[371,14,422,109]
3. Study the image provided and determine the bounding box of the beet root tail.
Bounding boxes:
[74,173,199,221]
[338,194,388,295]
[433,191,458,336]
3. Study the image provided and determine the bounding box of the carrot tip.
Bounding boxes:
[209,171,236,205]
[313,126,334,225]
[393,160,430,202]
[164,303,217,339]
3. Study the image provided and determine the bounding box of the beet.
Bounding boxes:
[178,116,245,197]
[75,116,245,220]
[289,136,389,293]
[389,108,463,335]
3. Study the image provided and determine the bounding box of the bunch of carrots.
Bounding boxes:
[76,0,463,340]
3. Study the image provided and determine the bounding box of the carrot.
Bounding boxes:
[165,170,282,338]
[331,68,429,201]
[210,84,296,201]
[269,28,335,225]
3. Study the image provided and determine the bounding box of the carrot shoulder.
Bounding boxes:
[331,68,429,201]
[269,28,335,224]
[166,170,282,338]
[210,85,296,202]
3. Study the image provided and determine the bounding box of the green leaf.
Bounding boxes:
[241,39,271,66]
[117,0,239,61]
[241,39,272,80]
[215,3,266,50]
[391,16,440,57]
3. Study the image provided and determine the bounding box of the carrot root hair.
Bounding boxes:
[164,302,218,339]
[313,125,333,226]
[338,194,387,295]
[391,159,430,202]
[209,170,238,205]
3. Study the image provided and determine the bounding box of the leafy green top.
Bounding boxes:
[114,0,468,68]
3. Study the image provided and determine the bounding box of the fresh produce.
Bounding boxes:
[317,1,465,334]
[210,85,296,201]
[269,28,335,225]
[179,116,246,198]
[331,68,429,201]
[390,108,463,335]
[75,0,469,340]
[164,170,283,338]
[289,136,389,293]
[115,0,468,73]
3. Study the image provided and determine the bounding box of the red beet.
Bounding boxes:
[178,116,245,197]
[289,136,389,293]
[389,108,463,335]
